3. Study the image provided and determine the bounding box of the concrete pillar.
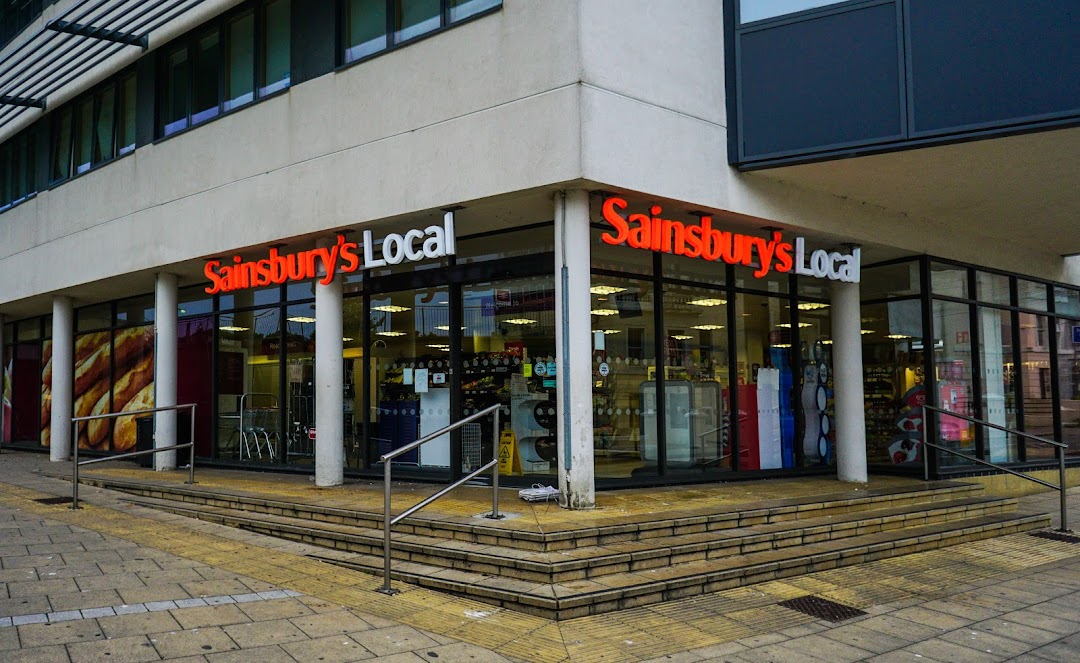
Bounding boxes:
[50,296,74,462]
[554,190,595,509]
[155,273,178,471]
[315,236,344,487]
[831,279,868,483]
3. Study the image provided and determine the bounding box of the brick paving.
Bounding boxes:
[0,449,1079,662]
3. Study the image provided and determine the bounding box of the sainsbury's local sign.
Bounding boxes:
[204,212,456,294]
[601,197,859,283]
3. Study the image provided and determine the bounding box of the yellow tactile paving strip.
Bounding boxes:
[71,464,944,533]
[3,482,1079,662]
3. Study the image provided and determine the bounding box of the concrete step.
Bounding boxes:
[78,474,986,552]
[122,492,1018,584]
[311,512,1052,620]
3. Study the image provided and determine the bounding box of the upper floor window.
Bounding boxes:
[160,0,291,137]
[342,0,500,65]
[739,0,848,24]
[0,127,36,210]
[50,71,136,185]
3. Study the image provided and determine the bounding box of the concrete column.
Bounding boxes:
[831,279,868,483]
[50,297,74,462]
[155,273,178,471]
[555,190,595,509]
[315,237,344,487]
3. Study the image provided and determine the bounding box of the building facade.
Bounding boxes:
[1,0,1078,508]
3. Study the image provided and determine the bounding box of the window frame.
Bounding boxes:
[48,69,137,187]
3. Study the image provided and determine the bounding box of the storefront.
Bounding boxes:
[4,193,1079,492]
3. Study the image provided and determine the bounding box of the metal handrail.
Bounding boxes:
[921,404,1069,532]
[378,403,502,595]
[71,403,197,510]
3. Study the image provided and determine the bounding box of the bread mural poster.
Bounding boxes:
[72,325,154,450]
[40,339,51,447]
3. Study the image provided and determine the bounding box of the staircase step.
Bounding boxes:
[123,493,1019,584]
[79,474,985,551]
[311,512,1052,620]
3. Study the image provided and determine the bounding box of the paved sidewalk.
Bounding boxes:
[1,450,1079,662]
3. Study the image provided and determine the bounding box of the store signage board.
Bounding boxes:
[203,212,456,294]
[600,197,859,283]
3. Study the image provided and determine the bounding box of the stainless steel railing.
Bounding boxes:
[71,403,197,510]
[377,403,503,595]
[921,404,1069,532]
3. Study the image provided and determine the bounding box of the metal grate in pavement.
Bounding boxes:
[33,496,71,505]
[777,595,867,623]
[1030,531,1080,544]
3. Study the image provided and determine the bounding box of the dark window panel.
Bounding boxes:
[261,0,291,95]
[163,45,191,136]
[225,11,255,110]
[192,30,221,125]
[345,0,388,62]
[395,0,441,44]
[72,96,94,175]
[118,73,137,155]
[92,83,116,165]
[51,107,73,182]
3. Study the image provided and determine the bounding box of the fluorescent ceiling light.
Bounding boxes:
[886,334,911,340]
[435,325,466,331]
[504,318,537,325]
[376,331,406,337]
[287,316,316,323]
[372,305,410,313]
[219,325,249,332]
[773,343,792,348]
[592,329,622,335]
[798,302,830,310]
[427,344,450,350]
[671,334,692,340]
[861,329,874,335]
[591,309,619,316]
[343,337,354,342]
[691,324,724,330]
[688,298,726,307]
[822,339,833,344]
[590,285,627,295]
[777,323,812,328]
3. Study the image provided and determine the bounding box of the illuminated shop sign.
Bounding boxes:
[600,197,859,283]
[204,213,457,294]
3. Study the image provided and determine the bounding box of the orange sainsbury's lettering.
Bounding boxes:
[599,196,797,279]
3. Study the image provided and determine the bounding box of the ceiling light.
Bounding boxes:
[342,337,354,342]
[435,325,466,331]
[773,343,792,348]
[219,325,249,332]
[504,318,537,325]
[798,302,830,310]
[592,329,622,335]
[591,285,627,295]
[861,329,874,335]
[671,334,692,340]
[427,344,450,350]
[373,305,411,313]
[777,323,812,328]
[886,334,911,340]
[376,331,406,337]
[822,339,833,344]
[287,316,316,323]
[688,298,727,307]
[692,324,725,330]
[591,309,619,316]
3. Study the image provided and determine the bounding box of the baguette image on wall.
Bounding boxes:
[40,339,52,447]
[72,325,154,451]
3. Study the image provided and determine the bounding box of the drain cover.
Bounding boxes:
[778,596,867,623]
[1030,531,1080,544]
[33,496,72,506]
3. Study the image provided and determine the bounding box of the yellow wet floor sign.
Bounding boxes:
[498,429,521,475]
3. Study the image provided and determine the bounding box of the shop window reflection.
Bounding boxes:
[592,277,657,479]
[1055,318,1080,457]
[734,293,794,470]
[661,285,730,474]
[462,276,557,476]
[861,301,925,467]
[977,307,1018,462]
[932,300,976,466]
[1019,313,1054,461]
[284,303,317,466]
[215,308,282,464]
[798,302,833,468]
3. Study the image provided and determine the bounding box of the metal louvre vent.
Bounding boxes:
[1030,531,1080,544]
[0,0,212,135]
[778,596,867,623]
[33,496,71,505]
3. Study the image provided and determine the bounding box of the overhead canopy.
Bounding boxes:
[0,0,209,134]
